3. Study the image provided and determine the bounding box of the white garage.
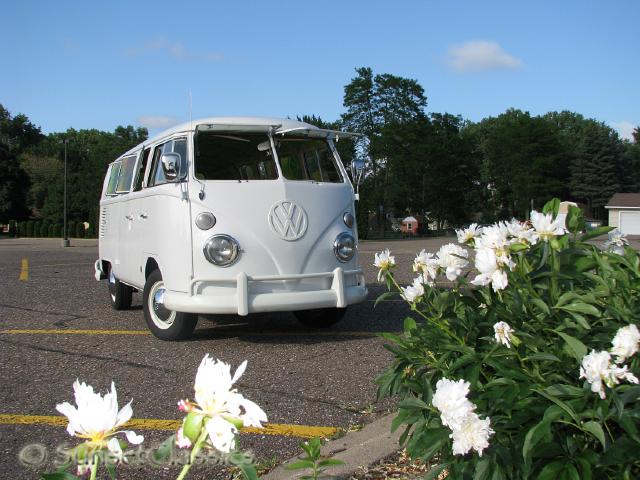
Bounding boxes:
[606,193,640,235]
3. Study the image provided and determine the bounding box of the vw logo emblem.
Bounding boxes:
[268,201,308,241]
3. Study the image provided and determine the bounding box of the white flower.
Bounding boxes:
[374,249,395,282]
[56,381,144,449]
[450,413,494,457]
[182,355,268,453]
[456,223,483,245]
[505,219,537,246]
[604,229,629,255]
[530,210,565,242]
[580,350,639,399]
[401,276,425,303]
[611,324,640,363]
[475,224,513,266]
[471,248,509,292]
[493,321,514,348]
[432,378,475,430]
[436,243,469,281]
[413,250,438,285]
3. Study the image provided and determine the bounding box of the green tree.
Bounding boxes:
[342,67,427,233]
[471,109,571,219]
[0,143,29,222]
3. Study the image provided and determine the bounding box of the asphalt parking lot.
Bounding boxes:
[0,236,456,479]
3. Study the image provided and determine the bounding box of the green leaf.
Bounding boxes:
[582,421,606,449]
[536,460,566,480]
[424,462,451,480]
[530,298,551,315]
[556,331,588,362]
[542,198,560,217]
[374,291,396,308]
[398,397,430,410]
[182,412,205,443]
[403,316,417,332]
[106,462,117,480]
[284,459,316,470]
[524,353,561,362]
[533,388,580,424]
[580,226,613,242]
[522,420,550,463]
[153,434,176,462]
[558,302,599,316]
[544,384,585,398]
[317,458,346,467]
[473,458,491,480]
[239,463,259,480]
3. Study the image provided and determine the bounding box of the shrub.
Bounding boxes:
[48,223,55,237]
[8,220,18,237]
[33,221,41,237]
[18,221,26,237]
[26,221,34,237]
[375,199,640,479]
[40,222,49,238]
[53,224,61,238]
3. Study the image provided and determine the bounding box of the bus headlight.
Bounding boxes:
[334,232,356,262]
[203,235,240,267]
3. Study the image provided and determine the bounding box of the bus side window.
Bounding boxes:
[133,148,151,191]
[106,162,121,196]
[149,137,187,187]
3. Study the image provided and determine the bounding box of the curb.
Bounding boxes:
[263,413,401,480]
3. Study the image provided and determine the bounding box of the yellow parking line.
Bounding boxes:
[0,414,337,438]
[19,258,28,281]
[1,329,383,337]
[2,329,151,335]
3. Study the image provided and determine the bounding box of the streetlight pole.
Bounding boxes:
[61,139,70,247]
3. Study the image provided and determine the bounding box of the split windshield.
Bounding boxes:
[194,132,343,182]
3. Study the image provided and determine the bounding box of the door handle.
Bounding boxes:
[140,213,148,219]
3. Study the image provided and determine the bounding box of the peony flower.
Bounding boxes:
[401,276,425,303]
[456,223,483,246]
[374,249,396,282]
[493,321,514,348]
[505,219,537,246]
[178,355,267,453]
[436,243,469,281]
[530,211,565,242]
[413,250,438,285]
[604,229,629,255]
[450,413,494,457]
[56,380,144,474]
[611,324,640,363]
[471,248,509,291]
[432,378,476,430]
[580,350,639,399]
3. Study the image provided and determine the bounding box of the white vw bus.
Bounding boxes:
[95,117,367,340]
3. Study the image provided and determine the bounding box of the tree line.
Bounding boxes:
[1,67,639,238]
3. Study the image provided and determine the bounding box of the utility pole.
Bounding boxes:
[61,139,70,247]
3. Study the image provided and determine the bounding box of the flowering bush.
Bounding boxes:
[375,199,640,479]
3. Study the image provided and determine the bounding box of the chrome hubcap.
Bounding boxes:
[149,281,175,329]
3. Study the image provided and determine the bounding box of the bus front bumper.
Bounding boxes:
[162,267,367,315]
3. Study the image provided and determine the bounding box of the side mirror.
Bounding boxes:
[351,159,365,188]
[161,153,181,181]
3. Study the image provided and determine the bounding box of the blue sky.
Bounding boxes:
[2,1,638,139]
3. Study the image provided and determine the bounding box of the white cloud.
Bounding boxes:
[137,116,182,130]
[611,121,637,141]
[446,41,523,73]
[125,38,223,62]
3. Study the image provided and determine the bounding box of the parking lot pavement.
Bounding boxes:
[0,237,458,479]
